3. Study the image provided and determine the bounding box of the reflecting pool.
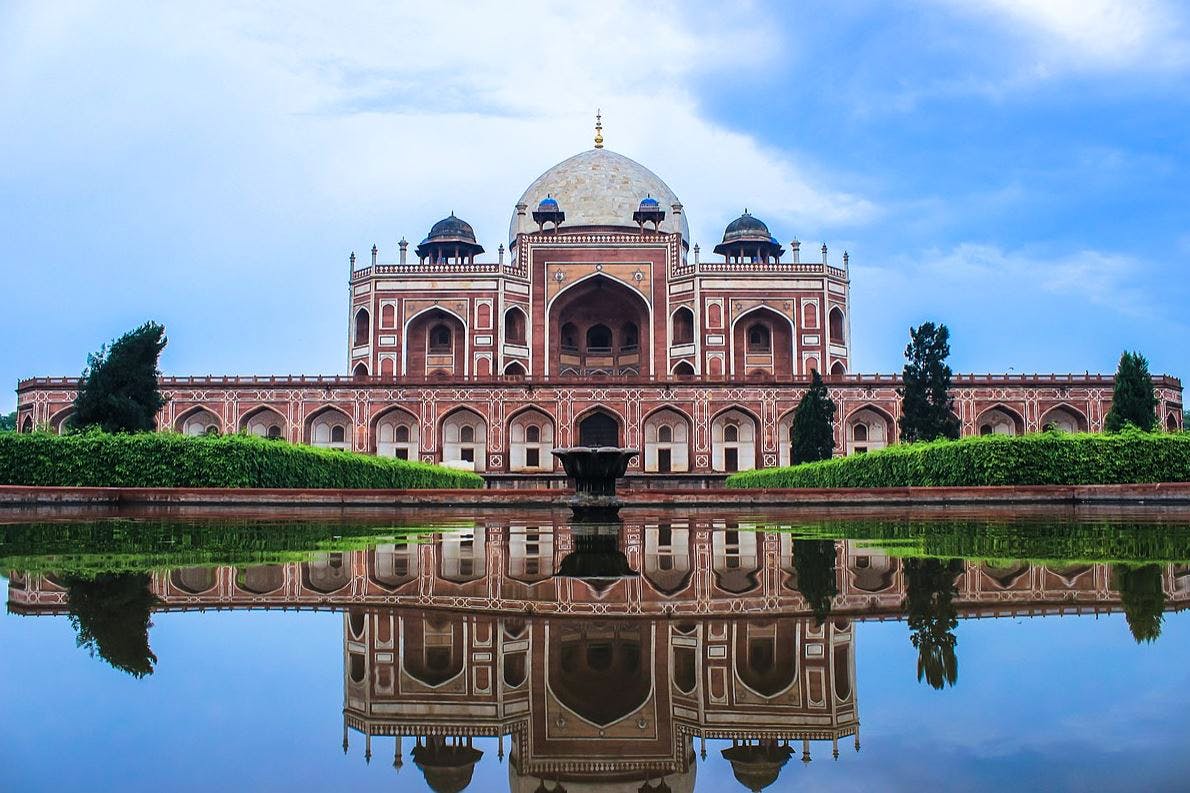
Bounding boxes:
[3,507,1190,791]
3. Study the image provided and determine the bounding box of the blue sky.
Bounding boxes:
[3,1,1189,411]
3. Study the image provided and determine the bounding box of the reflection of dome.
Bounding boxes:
[720,743,794,792]
[511,149,689,243]
[412,739,484,793]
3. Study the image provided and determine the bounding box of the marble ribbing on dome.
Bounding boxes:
[510,148,689,243]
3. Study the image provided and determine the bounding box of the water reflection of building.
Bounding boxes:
[9,525,1190,619]
[342,611,857,792]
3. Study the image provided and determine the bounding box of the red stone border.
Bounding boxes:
[2,482,1190,509]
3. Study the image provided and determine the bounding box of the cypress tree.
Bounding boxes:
[903,557,963,690]
[73,322,168,433]
[898,322,960,443]
[1113,563,1165,643]
[793,539,838,626]
[1104,351,1158,432]
[791,370,837,464]
[64,572,159,678]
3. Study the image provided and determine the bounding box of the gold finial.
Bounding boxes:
[594,108,604,149]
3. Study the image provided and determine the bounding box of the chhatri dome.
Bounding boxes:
[509,114,690,244]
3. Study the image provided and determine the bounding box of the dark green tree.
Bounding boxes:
[790,371,837,464]
[0,411,15,432]
[793,539,839,625]
[1113,564,1165,643]
[1104,351,1158,432]
[903,557,963,689]
[73,322,168,433]
[898,322,961,443]
[63,572,159,677]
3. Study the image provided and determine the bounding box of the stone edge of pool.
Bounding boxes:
[2,482,1190,508]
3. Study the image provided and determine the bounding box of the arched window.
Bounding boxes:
[380,304,395,329]
[331,426,345,444]
[724,424,739,442]
[266,425,282,440]
[673,361,695,377]
[394,425,409,443]
[831,361,846,376]
[658,425,673,443]
[620,322,639,351]
[672,308,694,345]
[980,424,993,436]
[561,322,579,352]
[526,425,540,443]
[460,425,475,443]
[853,424,868,442]
[504,361,526,377]
[803,302,818,328]
[504,308,526,344]
[829,308,845,344]
[429,324,452,354]
[352,362,369,378]
[354,309,370,346]
[586,324,612,352]
[20,415,33,433]
[747,323,771,353]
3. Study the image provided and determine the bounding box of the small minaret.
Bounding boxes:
[821,243,828,265]
[515,202,528,237]
[843,250,850,271]
[398,238,408,265]
[791,239,800,263]
[498,243,505,264]
[371,244,378,267]
[693,243,700,266]
[349,251,356,275]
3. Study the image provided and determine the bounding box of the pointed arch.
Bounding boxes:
[353,307,370,346]
[844,405,894,455]
[48,407,76,435]
[440,407,487,471]
[507,407,555,472]
[19,415,33,433]
[975,404,1025,436]
[175,405,223,436]
[504,360,527,377]
[239,406,287,439]
[352,361,369,378]
[574,406,623,447]
[1040,403,1088,433]
[728,305,795,380]
[403,304,469,378]
[305,405,353,449]
[643,407,692,473]
[828,306,845,345]
[711,407,760,472]
[671,360,695,377]
[830,360,846,376]
[671,306,695,345]
[503,305,528,345]
[372,405,420,459]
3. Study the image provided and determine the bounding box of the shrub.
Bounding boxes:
[726,429,1190,489]
[0,431,482,489]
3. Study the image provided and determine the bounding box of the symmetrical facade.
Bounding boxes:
[14,123,1184,475]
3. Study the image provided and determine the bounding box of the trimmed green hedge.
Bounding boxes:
[0,431,482,489]
[726,430,1190,489]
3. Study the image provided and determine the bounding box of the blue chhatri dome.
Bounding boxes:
[638,194,661,210]
[537,194,560,212]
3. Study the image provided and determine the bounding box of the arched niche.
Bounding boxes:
[731,307,793,380]
[976,405,1024,436]
[643,408,691,473]
[177,407,222,437]
[504,306,527,345]
[548,274,651,377]
[307,407,352,450]
[671,306,695,345]
[644,524,692,595]
[406,308,467,379]
[440,409,487,471]
[828,307,845,345]
[508,409,555,472]
[548,622,652,727]
[734,620,798,698]
[374,407,419,460]
[845,406,892,456]
[576,409,621,448]
[240,407,286,440]
[711,409,758,472]
[1040,405,1088,433]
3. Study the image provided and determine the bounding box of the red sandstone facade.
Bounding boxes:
[13,136,1184,474]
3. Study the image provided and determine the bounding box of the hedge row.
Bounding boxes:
[726,430,1190,489]
[0,431,483,489]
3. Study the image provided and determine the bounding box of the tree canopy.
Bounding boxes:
[793,539,838,626]
[898,322,960,443]
[64,572,159,677]
[0,411,14,432]
[1104,351,1158,432]
[1114,563,1165,643]
[790,370,837,464]
[73,322,168,433]
[903,557,963,689]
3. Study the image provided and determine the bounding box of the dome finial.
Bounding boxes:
[594,108,604,149]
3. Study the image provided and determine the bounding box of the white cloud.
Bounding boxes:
[940,0,1189,73]
[0,1,875,257]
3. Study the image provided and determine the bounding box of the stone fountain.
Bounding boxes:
[551,446,640,589]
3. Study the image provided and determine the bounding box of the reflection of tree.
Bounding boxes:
[64,573,159,677]
[794,540,838,626]
[903,558,963,690]
[1113,564,1165,643]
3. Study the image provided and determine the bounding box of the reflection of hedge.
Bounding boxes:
[727,430,1190,489]
[0,431,482,489]
[765,519,1190,565]
[0,518,449,576]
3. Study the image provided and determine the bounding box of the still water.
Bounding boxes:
[2,507,1190,792]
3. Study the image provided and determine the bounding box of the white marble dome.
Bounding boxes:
[510,148,690,244]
